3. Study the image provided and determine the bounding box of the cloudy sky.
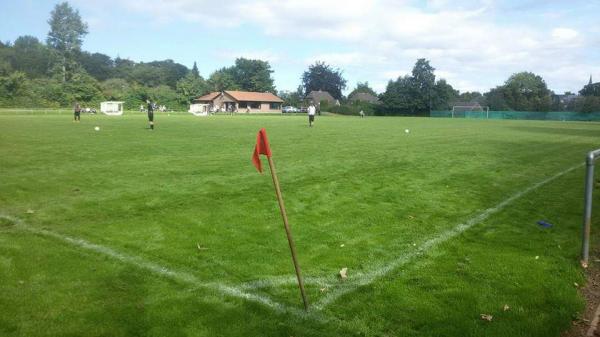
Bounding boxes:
[1,0,598,94]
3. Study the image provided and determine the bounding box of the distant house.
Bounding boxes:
[305,90,337,106]
[552,93,578,110]
[348,92,380,104]
[193,91,283,113]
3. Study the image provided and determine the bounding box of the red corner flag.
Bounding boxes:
[252,128,272,173]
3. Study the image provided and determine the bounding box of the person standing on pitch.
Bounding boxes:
[146,99,155,130]
[73,102,81,122]
[308,103,316,127]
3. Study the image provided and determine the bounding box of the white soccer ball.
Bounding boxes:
[94,126,100,131]
[405,129,410,134]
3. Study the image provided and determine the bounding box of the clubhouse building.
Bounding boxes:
[192,91,284,113]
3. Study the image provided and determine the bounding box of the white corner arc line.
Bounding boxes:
[314,163,584,309]
[0,214,309,316]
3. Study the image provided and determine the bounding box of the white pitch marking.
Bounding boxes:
[0,214,300,315]
[314,163,584,309]
[0,163,583,314]
[240,275,334,290]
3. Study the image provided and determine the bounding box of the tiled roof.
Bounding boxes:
[195,92,220,101]
[225,91,283,102]
[306,90,335,102]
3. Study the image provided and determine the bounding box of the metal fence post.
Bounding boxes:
[582,149,600,267]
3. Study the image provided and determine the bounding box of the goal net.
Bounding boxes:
[451,105,489,118]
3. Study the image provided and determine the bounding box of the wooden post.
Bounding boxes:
[266,156,309,310]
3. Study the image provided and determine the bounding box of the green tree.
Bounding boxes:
[278,86,304,107]
[100,78,130,101]
[12,36,50,78]
[503,72,552,111]
[483,87,510,110]
[0,42,14,76]
[348,81,377,98]
[176,72,207,104]
[458,91,483,103]
[411,58,436,112]
[379,59,446,115]
[207,67,239,92]
[230,58,275,93]
[78,52,114,81]
[301,61,347,100]
[191,61,200,78]
[46,2,88,82]
[431,79,458,110]
[379,76,418,115]
[130,60,188,88]
[0,71,28,99]
[113,57,135,80]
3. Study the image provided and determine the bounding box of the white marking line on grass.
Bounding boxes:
[240,275,334,290]
[0,214,308,317]
[314,163,584,310]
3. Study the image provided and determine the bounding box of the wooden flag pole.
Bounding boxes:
[266,156,309,311]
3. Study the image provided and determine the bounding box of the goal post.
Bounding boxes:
[581,149,600,267]
[451,105,489,119]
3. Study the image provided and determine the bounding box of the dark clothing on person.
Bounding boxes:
[74,103,81,121]
[147,102,155,129]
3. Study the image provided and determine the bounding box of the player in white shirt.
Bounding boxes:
[308,104,316,127]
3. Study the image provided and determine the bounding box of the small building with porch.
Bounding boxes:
[193,91,283,113]
[100,101,124,116]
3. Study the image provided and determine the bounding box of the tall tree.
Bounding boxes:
[207,67,239,92]
[46,2,88,82]
[176,71,207,104]
[411,58,436,112]
[191,61,200,78]
[501,72,552,111]
[12,36,51,78]
[78,52,114,81]
[458,91,483,103]
[231,58,275,93]
[348,81,377,98]
[431,79,458,110]
[379,59,445,115]
[301,61,347,100]
[379,76,418,114]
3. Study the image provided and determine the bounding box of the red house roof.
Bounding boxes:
[225,91,283,103]
[194,91,283,103]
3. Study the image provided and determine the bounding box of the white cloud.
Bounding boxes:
[82,0,596,93]
[551,27,581,45]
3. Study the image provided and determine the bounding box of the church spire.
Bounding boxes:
[590,74,593,85]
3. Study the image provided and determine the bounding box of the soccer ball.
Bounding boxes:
[405,129,410,134]
[94,126,100,131]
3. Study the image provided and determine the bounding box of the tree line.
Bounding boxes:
[0,1,598,114]
[0,2,278,110]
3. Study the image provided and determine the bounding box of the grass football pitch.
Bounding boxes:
[1,112,600,336]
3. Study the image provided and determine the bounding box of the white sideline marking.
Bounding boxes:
[0,163,583,315]
[314,163,584,309]
[0,214,303,315]
[240,275,334,290]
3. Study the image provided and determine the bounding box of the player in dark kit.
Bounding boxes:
[146,100,154,130]
[73,102,81,122]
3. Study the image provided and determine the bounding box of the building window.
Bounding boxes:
[239,102,248,109]
[250,102,260,109]
[270,103,281,110]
